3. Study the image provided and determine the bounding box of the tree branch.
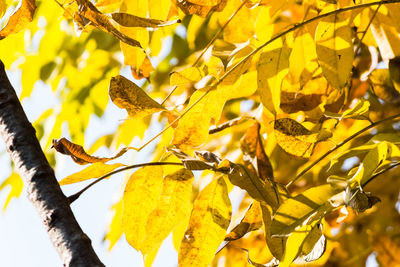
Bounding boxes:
[0,60,105,267]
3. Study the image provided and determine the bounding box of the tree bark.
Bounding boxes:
[0,60,105,267]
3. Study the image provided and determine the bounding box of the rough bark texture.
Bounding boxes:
[0,60,105,267]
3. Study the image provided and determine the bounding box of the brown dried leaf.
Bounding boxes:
[111,12,181,27]
[75,0,143,48]
[109,75,164,118]
[0,0,36,39]
[52,137,130,165]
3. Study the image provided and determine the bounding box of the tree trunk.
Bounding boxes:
[0,60,105,267]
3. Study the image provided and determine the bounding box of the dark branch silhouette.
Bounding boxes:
[0,60,104,267]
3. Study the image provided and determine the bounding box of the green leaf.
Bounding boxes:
[178,176,232,267]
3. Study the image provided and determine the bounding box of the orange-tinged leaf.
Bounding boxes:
[122,166,164,251]
[177,0,222,17]
[59,163,124,185]
[0,0,36,39]
[274,118,332,158]
[225,201,263,241]
[178,176,232,267]
[111,12,180,27]
[52,137,131,165]
[315,8,353,89]
[131,56,154,80]
[140,168,194,254]
[109,75,164,118]
[257,39,291,115]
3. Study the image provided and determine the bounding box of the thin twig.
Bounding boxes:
[287,112,400,188]
[363,162,400,187]
[209,116,255,134]
[354,3,381,57]
[160,0,249,105]
[68,162,183,203]
[139,0,400,152]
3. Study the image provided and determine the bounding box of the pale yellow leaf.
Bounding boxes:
[109,75,164,118]
[59,163,124,185]
[119,0,148,69]
[103,197,123,251]
[178,176,232,267]
[257,38,291,115]
[0,0,36,39]
[140,168,194,254]
[122,166,164,251]
[289,29,318,82]
[0,172,23,211]
[315,8,353,89]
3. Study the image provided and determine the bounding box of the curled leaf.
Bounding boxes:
[109,75,164,118]
[75,0,143,48]
[52,137,131,165]
[112,12,180,27]
[0,0,36,40]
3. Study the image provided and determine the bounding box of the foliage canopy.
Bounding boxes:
[2,0,400,266]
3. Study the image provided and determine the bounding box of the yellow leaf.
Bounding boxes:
[119,0,148,70]
[0,172,23,211]
[109,75,164,118]
[172,89,224,148]
[177,0,222,17]
[148,0,170,20]
[271,184,338,237]
[172,206,191,251]
[257,38,291,115]
[261,203,286,260]
[144,243,161,267]
[170,66,203,94]
[225,201,263,241]
[341,99,370,120]
[0,0,36,39]
[279,221,322,267]
[111,12,180,27]
[59,163,124,185]
[140,168,194,254]
[178,176,232,267]
[315,7,353,89]
[103,197,123,251]
[219,0,255,43]
[122,166,164,251]
[274,118,332,158]
[289,29,318,82]
[370,68,400,103]
[0,0,6,17]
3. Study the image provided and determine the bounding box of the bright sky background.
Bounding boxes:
[0,67,179,267]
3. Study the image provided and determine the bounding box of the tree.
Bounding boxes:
[1,0,400,266]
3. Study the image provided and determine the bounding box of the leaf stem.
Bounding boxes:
[287,112,400,188]
[160,0,249,106]
[140,0,400,152]
[67,162,183,203]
